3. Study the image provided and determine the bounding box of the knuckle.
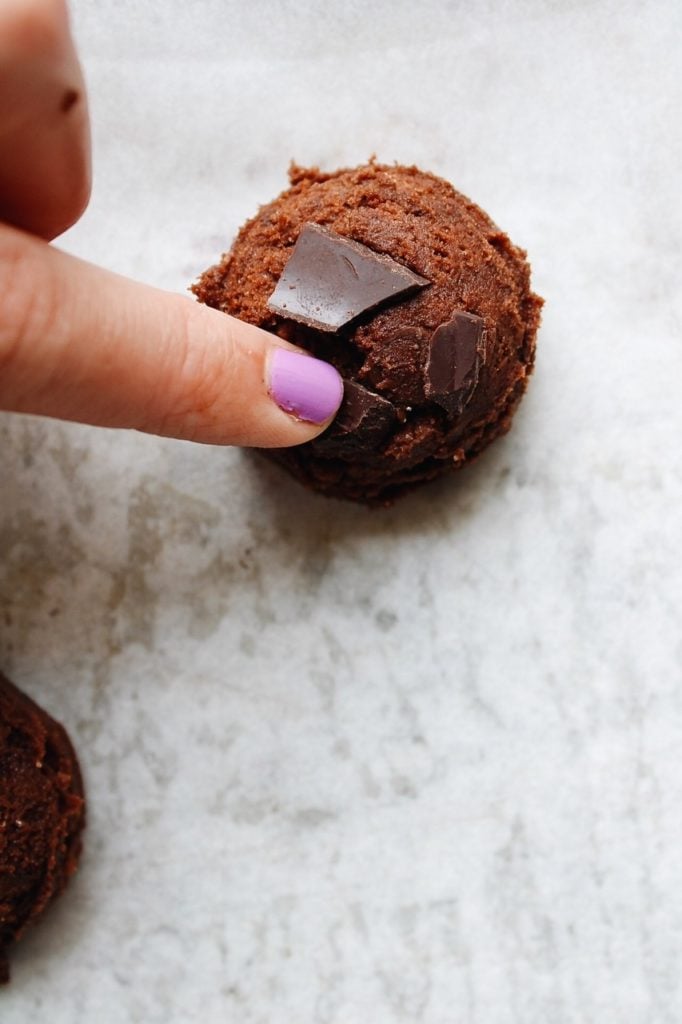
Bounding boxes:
[147,303,243,441]
[0,229,53,384]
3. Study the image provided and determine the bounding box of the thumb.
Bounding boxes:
[0,223,343,446]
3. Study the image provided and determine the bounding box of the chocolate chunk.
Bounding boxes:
[313,380,396,456]
[336,380,396,437]
[267,224,429,332]
[424,311,486,415]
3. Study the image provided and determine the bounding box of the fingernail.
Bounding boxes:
[268,349,343,425]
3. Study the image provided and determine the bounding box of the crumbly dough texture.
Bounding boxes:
[0,672,85,983]
[194,162,543,503]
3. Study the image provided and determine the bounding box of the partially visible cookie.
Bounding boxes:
[0,671,85,983]
[194,161,543,504]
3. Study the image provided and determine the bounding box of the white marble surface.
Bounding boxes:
[2,0,682,1020]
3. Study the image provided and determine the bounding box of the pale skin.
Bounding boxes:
[0,0,340,447]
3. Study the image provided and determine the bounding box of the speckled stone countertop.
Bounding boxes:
[2,2,681,1021]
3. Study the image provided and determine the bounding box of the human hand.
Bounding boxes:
[0,0,343,446]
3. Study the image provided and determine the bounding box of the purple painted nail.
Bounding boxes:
[268,349,343,425]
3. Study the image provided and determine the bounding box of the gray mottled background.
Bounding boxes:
[2,1,682,1021]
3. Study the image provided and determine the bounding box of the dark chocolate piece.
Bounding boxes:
[313,380,396,456]
[424,311,486,415]
[267,224,429,332]
[336,380,396,437]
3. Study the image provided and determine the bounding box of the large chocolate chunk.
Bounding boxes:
[424,311,486,415]
[313,380,396,456]
[267,224,429,333]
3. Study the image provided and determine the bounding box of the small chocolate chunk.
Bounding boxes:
[336,380,396,437]
[424,311,486,415]
[313,380,396,456]
[267,224,429,332]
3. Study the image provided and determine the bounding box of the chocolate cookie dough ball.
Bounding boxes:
[194,162,543,503]
[0,672,85,983]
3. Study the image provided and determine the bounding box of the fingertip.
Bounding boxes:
[266,347,343,431]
